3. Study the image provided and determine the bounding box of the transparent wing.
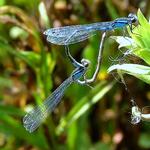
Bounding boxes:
[44,24,98,45]
[23,77,73,133]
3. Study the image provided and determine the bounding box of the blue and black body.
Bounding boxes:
[23,47,90,133]
[44,13,137,45]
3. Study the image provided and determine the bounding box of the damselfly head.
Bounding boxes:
[128,13,138,23]
[81,59,90,67]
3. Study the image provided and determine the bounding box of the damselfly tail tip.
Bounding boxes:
[23,114,38,133]
[23,122,34,133]
[23,114,29,124]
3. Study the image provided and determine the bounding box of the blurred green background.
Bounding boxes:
[0,0,150,150]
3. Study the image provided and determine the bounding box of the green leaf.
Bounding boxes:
[38,1,50,27]
[92,142,111,150]
[130,9,150,49]
[0,76,12,89]
[108,64,150,84]
[133,48,150,65]
[138,133,150,148]
[0,113,49,149]
[0,105,24,116]
[0,42,40,69]
[112,10,150,69]
[56,81,115,135]
[9,26,28,39]
[0,0,5,6]
[16,51,40,69]
[137,9,149,27]
[105,0,119,19]
[67,122,78,150]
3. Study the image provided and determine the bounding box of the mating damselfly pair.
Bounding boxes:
[23,13,138,133]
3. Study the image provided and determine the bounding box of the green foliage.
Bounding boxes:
[0,1,112,149]
[56,81,115,135]
[108,9,150,85]
[108,64,150,84]
[130,9,150,64]
[139,133,150,148]
[0,1,149,150]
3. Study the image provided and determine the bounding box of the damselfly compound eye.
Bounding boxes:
[128,13,138,23]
